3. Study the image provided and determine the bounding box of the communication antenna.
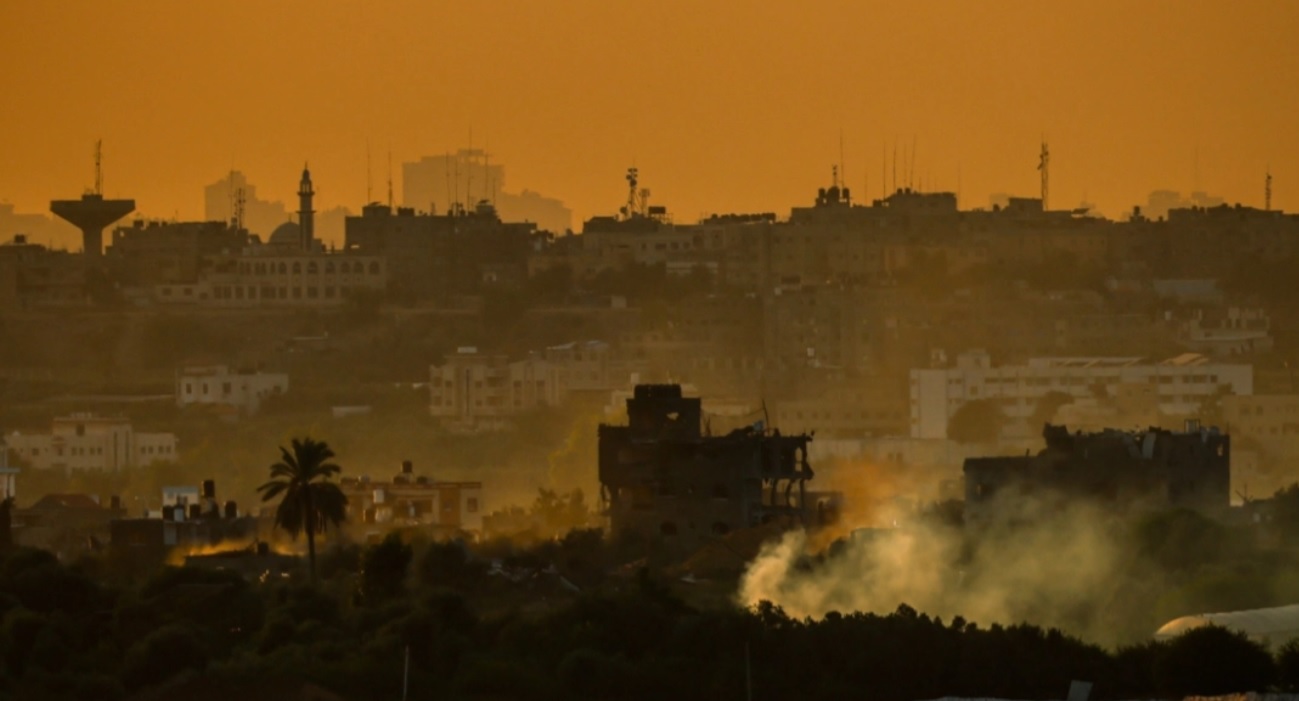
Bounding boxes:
[93,139,103,195]
[1266,167,1273,211]
[909,135,917,189]
[485,144,492,205]
[838,129,846,196]
[891,142,897,194]
[444,150,453,215]
[450,150,459,214]
[387,148,393,210]
[366,142,373,204]
[623,167,639,219]
[1038,140,1050,210]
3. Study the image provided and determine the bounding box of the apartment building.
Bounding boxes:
[6,414,178,471]
[910,349,1252,440]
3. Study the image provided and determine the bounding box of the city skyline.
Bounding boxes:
[1,1,1296,226]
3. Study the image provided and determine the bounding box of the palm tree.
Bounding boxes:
[258,437,348,581]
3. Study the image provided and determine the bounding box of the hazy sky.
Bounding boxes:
[2,0,1296,228]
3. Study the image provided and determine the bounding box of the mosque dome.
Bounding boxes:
[268,221,300,247]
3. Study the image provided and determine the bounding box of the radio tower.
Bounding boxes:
[1038,140,1050,211]
[1266,168,1273,211]
[623,167,639,220]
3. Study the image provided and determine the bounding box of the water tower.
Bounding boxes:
[49,141,135,257]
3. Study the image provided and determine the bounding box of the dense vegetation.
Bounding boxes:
[0,523,1297,701]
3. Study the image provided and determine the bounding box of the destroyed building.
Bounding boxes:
[599,384,828,555]
[963,421,1230,524]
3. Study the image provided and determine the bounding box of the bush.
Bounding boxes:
[120,625,208,691]
[1154,625,1274,697]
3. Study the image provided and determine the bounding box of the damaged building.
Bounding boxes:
[599,384,832,554]
[963,421,1230,524]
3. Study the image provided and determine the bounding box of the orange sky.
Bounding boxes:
[2,0,1296,229]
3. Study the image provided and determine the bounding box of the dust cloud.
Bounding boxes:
[738,484,1135,643]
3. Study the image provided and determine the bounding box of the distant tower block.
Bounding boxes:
[50,193,135,258]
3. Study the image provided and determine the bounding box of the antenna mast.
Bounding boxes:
[623,167,639,220]
[93,139,103,195]
[1266,168,1273,211]
[1038,140,1050,210]
[387,148,393,210]
[838,129,846,201]
[366,142,373,204]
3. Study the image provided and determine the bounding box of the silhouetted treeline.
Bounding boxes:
[2,533,1299,701]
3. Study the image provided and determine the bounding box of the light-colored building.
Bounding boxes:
[176,365,288,415]
[774,388,908,439]
[154,248,386,307]
[343,461,483,533]
[429,347,562,432]
[542,340,642,394]
[6,414,178,471]
[909,350,1252,440]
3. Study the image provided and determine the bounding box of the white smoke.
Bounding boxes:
[738,490,1135,642]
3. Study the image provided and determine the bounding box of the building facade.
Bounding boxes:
[341,460,483,534]
[175,364,289,415]
[910,350,1252,440]
[428,348,562,432]
[6,414,178,471]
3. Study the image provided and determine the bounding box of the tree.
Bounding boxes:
[1030,391,1074,432]
[362,532,412,602]
[1154,625,1274,697]
[1271,483,1299,539]
[947,399,1005,444]
[257,437,349,581]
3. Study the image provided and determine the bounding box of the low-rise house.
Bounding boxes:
[341,460,483,535]
[176,364,288,415]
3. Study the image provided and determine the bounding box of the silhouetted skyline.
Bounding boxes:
[0,1,1295,225]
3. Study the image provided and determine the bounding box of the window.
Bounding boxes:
[369,261,381,275]
[292,262,302,274]
[467,498,479,513]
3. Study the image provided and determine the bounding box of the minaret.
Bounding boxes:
[298,165,315,251]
